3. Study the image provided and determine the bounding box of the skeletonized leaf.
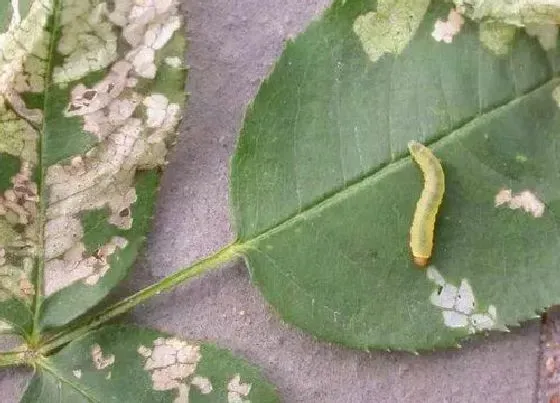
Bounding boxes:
[454,0,560,26]
[231,0,560,350]
[22,325,280,402]
[0,0,186,335]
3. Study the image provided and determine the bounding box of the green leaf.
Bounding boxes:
[22,325,280,402]
[0,0,187,336]
[231,0,560,350]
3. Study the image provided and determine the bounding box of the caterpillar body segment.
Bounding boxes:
[407,140,445,268]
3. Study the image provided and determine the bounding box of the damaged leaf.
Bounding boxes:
[22,325,280,402]
[453,0,560,26]
[0,0,187,337]
[231,0,560,350]
[1,2,283,401]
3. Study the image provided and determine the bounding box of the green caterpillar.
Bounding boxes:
[407,140,445,268]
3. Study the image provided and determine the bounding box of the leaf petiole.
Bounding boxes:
[39,242,243,355]
[0,349,32,368]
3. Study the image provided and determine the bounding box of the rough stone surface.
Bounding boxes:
[0,0,542,402]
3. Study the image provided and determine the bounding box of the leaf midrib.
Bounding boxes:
[241,76,560,247]
[31,0,61,341]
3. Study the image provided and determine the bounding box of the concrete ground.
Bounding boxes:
[0,1,543,401]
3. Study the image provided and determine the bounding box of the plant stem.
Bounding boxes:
[39,242,243,355]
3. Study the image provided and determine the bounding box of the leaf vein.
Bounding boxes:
[243,77,560,246]
[39,359,100,403]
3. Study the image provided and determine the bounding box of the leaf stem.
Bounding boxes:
[0,350,30,368]
[39,242,243,354]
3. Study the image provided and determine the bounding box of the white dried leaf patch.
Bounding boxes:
[0,163,38,302]
[426,266,505,334]
[137,337,212,401]
[144,94,181,129]
[72,369,82,379]
[64,61,134,123]
[43,109,147,294]
[165,56,183,69]
[0,0,50,94]
[432,8,464,44]
[91,343,115,370]
[0,98,38,162]
[1,163,38,228]
[353,0,431,64]
[8,0,22,28]
[43,102,150,295]
[0,0,48,304]
[137,344,152,357]
[228,374,252,403]
[43,0,183,295]
[53,0,118,84]
[120,1,182,79]
[0,319,13,333]
[495,188,545,218]
[191,376,212,395]
[44,236,128,295]
[0,258,34,302]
